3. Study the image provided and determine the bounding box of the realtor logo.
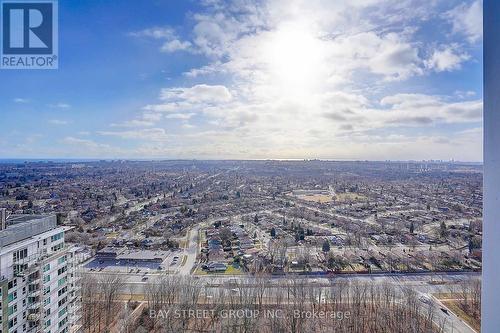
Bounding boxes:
[1,0,58,69]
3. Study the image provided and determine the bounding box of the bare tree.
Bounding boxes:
[81,274,107,333]
[99,274,125,332]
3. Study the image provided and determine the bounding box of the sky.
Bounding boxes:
[0,0,483,161]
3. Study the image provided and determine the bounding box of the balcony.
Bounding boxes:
[27,296,41,309]
[27,312,41,322]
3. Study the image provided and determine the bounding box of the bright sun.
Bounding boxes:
[263,22,326,99]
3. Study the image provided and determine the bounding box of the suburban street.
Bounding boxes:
[83,268,479,333]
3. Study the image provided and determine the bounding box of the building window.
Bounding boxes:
[51,243,64,252]
[27,296,38,305]
[12,249,27,262]
[8,304,17,316]
[58,316,68,328]
[57,266,67,276]
[7,291,17,303]
[8,317,17,328]
[58,286,67,297]
[51,232,64,242]
[8,279,17,289]
[58,307,67,318]
[13,264,27,275]
[58,296,67,307]
[58,277,67,287]
[43,264,50,272]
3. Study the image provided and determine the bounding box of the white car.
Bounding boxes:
[419,295,431,304]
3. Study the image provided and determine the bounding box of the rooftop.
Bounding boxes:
[7,214,51,224]
[0,214,57,248]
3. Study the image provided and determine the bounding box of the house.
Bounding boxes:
[206,262,227,272]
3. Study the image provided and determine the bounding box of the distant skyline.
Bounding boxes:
[0,158,483,164]
[0,0,483,161]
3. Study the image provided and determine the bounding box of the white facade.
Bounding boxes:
[0,215,78,333]
[66,246,91,333]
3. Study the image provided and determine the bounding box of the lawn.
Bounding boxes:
[434,294,480,332]
[224,265,244,275]
[335,192,366,202]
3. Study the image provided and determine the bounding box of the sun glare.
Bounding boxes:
[263,22,325,99]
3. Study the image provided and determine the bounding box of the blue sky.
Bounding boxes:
[0,0,483,161]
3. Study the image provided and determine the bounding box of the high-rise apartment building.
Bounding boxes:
[0,211,79,333]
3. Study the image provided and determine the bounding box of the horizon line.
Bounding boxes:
[0,157,484,164]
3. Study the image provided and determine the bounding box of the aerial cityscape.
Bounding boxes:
[0,160,482,332]
[0,0,484,332]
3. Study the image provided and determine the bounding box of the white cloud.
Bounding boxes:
[63,137,111,149]
[142,86,232,116]
[48,102,71,109]
[130,26,193,53]
[110,0,482,160]
[142,103,181,113]
[98,128,169,141]
[110,111,164,128]
[445,0,482,43]
[426,45,470,72]
[48,119,70,125]
[61,136,128,157]
[329,31,424,81]
[183,62,223,77]
[13,98,29,103]
[142,112,162,121]
[160,84,232,103]
[165,113,195,120]
[161,39,192,52]
[111,120,155,127]
[454,90,477,99]
[378,93,483,126]
[129,27,175,39]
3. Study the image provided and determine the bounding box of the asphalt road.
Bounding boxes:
[178,225,200,275]
[84,269,479,333]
